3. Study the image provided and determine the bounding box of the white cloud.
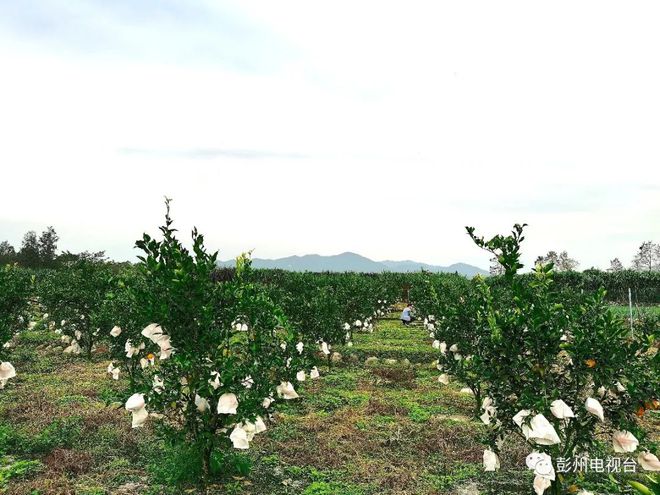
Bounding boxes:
[0,1,658,270]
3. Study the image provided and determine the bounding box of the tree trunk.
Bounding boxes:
[202,444,212,481]
[473,386,482,419]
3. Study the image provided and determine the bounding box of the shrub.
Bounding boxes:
[419,274,485,416]
[465,224,660,495]
[0,264,31,389]
[99,268,149,386]
[36,260,115,357]
[117,200,317,482]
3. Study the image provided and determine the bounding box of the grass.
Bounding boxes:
[0,316,657,494]
[610,304,660,319]
[336,320,438,363]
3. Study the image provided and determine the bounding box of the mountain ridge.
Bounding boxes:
[217,252,488,276]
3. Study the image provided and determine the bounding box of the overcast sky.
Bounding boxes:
[1,1,659,270]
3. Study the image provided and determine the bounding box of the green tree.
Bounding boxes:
[0,241,16,265]
[116,199,314,483]
[18,231,40,268]
[36,259,114,357]
[0,265,31,390]
[38,226,59,268]
[467,224,659,495]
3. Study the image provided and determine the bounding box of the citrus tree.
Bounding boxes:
[0,264,32,388]
[251,270,394,357]
[99,267,150,386]
[466,224,660,495]
[121,200,315,480]
[429,279,486,417]
[36,259,114,357]
[409,272,488,414]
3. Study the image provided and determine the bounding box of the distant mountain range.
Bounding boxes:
[217,252,488,277]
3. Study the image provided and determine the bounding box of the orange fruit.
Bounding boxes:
[585,359,596,368]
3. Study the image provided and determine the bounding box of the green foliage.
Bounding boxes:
[633,311,660,341]
[6,227,61,268]
[302,480,365,495]
[0,458,43,488]
[303,481,339,495]
[467,223,527,280]
[37,227,59,268]
[0,424,15,456]
[145,415,254,486]
[408,405,432,423]
[252,269,399,347]
[464,224,660,493]
[0,242,16,266]
[118,199,316,481]
[0,264,31,362]
[36,258,116,357]
[415,272,485,415]
[428,461,481,490]
[0,417,83,457]
[100,267,150,386]
[147,440,207,486]
[488,269,660,304]
[25,417,83,455]
[630,475,660,495]
[5,205,657,494]
[76,487,106,495]
[17,231,41,268]
[340,323,436,364]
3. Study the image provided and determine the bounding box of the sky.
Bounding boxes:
[0,1,659,271]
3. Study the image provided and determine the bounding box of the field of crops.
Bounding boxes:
[1,217,659,495]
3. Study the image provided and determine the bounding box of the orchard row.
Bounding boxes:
[1,207,658,493]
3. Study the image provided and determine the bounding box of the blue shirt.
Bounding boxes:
[400,307,411,321]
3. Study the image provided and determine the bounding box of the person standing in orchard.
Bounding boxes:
[400,303,413,326]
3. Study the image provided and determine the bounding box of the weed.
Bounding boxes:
[0,457,43,488]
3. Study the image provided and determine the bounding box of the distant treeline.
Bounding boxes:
[2,226,659,305]
[0,226,111,269]
[486,269,660,305]
[224,268,660,305]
